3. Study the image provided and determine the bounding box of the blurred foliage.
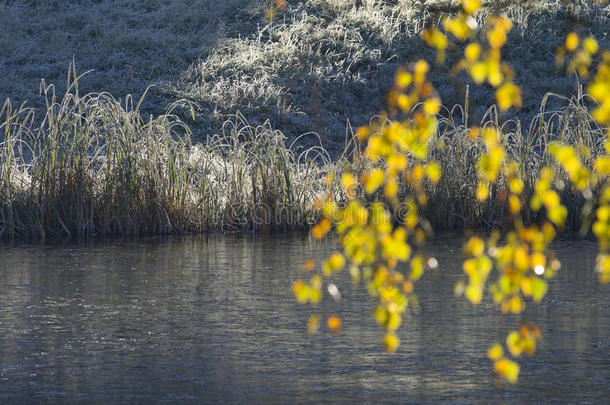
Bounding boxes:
[292,0,610,385]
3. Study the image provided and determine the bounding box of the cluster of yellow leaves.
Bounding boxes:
[423,0,521,111]
[364,61,442,206]
[551,34,610,284]
[557,31,610,137]
[548,144,591,192]
[293,275,322,304]
[293,0,610,387]
[589,51,610,129]
[487,324,541,384]
[294,60,444,353]
[594,190,610,284]
[588,45,610,284]
[459,226,558,314]
[455,123,569,383]
[556,32,601,77]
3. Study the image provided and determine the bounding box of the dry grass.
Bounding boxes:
[0,66,334,240]
[1,1,609,239]
[1,1,607,150]
[169,0,609,150]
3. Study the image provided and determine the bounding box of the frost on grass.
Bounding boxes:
[0,0,267,116]
[0,0,608,151]
[171,0,609,150]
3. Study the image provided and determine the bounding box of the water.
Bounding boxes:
[0,234,608,404]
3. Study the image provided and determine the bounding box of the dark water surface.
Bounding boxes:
[0,234,608,404]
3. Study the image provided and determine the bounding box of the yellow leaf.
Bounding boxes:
[414,60,429,82]
[422,27,448,50]
[425,162,442,184]
[469,61,487,84]
[410,255,424,281]
[506,331,523,357]
[530,252,546,269]
[542,190,560,209]
[397,94,412,111]
[589,82,609,102]
[307,315,320,334]
[531,277,548,303]
[328,252,346,271]
[424,97,441,115]
[488,27,507,49]
[584,37,599,54]
[521,277,532,296]
[496,82,522,110]
[444,17,470,41]
[462,0,481,14]
[548,205,567,226]
[384,333,400,353]
[487,343,504,360]
[356,126,370,141]
[293,281,308,304]
[465,284,483,304]
[488,64,504,87]
[413,164,425,182]
[395,70,412,89]
[387,312,402,332]
[565,32,579,52]
[341,172,358,196]
[327,315,342,332]
[494,358,520,384]
[384,177,398,198]
[364,168,385,194]
[464,236,485,257]
[387,154,408,172]
[304,259,316,271]
[312,218,331,239]
[464,43,481,62]
[594,157,610,175]
[508,295,524,314]
[476,181,490,201]
[508,195,521,214]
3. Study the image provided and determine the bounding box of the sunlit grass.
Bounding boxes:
[3,72,603,240]
[0,66,333,240]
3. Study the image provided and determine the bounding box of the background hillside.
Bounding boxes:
[1,0,608,152]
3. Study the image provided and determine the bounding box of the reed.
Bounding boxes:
[1,66,606,240]
[0,65,334,240]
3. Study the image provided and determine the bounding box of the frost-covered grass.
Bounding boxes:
[0,69,333,239]
[1,0,609,239]
[170,0,609,150]
[0,0,268,116]
[1,71,604,239]
[1,0,608,150]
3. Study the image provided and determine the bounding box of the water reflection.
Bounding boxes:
[0,234,608,403]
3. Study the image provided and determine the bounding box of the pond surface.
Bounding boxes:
[0,233,608,404]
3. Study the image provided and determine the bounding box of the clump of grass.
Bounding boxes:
[0,66,335,240]
[171,0,608,150]
[1,65,607,240]
[423,89,607,231]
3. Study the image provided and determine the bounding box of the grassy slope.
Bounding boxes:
[1,0,610,238]
[1,0,608,151]
[0,0,267,113]
[170,0,610,150]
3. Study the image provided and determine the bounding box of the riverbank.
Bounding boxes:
[1,1,608,148]
[1,1,609,240]
[1,73,605,240]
